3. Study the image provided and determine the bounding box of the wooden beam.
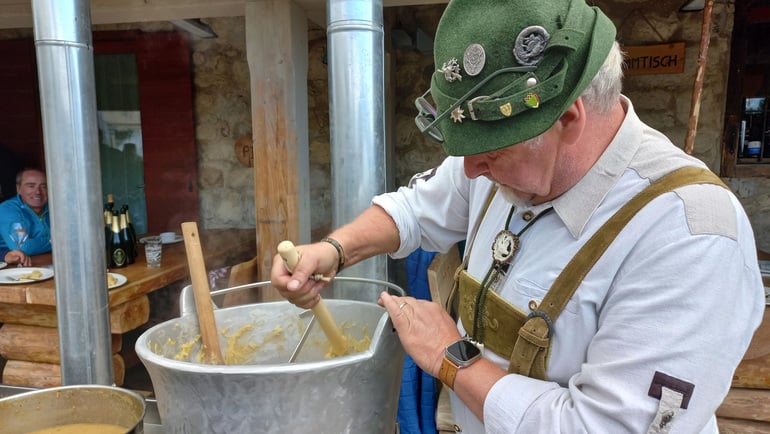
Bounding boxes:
[2,355,125,388]
[246,0,310,301]
[717,417,770,433]
[718,388,770,423]
[0,0,448,30]
[0,0,245,29]
[684,0,714,155]
[0,324,122,364]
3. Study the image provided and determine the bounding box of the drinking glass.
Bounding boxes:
[144,236,163,268]
[9,223,28,267]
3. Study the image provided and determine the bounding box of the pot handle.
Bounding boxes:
[179,277,405,317]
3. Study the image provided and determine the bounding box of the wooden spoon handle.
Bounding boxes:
[182,222,225,364]
[277,240,348,356]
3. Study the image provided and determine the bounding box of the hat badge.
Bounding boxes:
[438,58,462,82]
[451,107,466,123]
[499,103,513,117]
[463,43,486,77]
[513,26,550,66]
[524,93,541,109]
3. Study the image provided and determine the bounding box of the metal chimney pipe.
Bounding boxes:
[32,0,113,385]
[327,0,388,287]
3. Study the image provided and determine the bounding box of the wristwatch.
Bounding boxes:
[439,338,482,390]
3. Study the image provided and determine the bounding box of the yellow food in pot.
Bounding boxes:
[27,423,127,434]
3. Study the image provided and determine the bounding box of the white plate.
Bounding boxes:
[0,262,6,270]
[108,272,127,289]
[139,234,183,245]
[161,234,183,244]
[0,267,54,284]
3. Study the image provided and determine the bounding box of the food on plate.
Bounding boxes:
[18,269,43,280]
[107,273,118,287]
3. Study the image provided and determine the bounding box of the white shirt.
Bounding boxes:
[373,97,765,433]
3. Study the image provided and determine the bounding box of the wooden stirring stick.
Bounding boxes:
[182,222,225,365]
[277,240,348,356]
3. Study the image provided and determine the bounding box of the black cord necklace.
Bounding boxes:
[471,205,554,345]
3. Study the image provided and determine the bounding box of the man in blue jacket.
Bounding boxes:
[0,168,51,258]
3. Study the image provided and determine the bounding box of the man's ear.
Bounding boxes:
[556,97,586,146]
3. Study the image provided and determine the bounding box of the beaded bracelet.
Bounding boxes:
[321,237,346,272]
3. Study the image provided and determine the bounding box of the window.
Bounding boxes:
[95,53,149,234]
[0,30,200,232]
[721,0,770,177]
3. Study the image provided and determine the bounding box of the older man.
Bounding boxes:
[271,0,764,432]
[0,168,51,258]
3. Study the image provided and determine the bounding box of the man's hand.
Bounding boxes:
[270,241,339,309]
[378,291,462,378]
[4,250,31,267]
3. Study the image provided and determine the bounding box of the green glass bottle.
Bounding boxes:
[109,212,128,268]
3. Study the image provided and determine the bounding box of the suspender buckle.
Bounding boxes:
[525,310,554,338]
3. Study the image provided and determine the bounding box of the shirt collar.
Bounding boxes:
[551,95,641,238]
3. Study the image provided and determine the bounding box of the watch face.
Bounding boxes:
[447,339,481,365]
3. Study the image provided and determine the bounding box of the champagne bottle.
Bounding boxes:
[104,194,115,260]
[119,211,136,264]
[122,205,138,258]
[104,208,112,262]
[110,212,128,268]
[106,193,115,212]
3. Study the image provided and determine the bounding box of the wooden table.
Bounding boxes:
[0,229,256,388]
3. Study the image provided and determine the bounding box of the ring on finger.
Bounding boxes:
[398,301,408,310]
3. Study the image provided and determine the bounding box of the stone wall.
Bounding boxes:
[611,1,734,173]
[188,18,256,230]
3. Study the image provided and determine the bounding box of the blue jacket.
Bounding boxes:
[398,248,438,434]
[0,194,51,255]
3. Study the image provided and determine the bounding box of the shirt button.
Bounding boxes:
[522,210,534,221]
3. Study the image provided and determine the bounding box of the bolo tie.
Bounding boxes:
[471,205,554,346]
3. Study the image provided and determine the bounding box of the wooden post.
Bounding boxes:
[245,0,310,301]
[684,0,715,155]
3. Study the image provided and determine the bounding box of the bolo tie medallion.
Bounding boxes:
[492,230,519,264]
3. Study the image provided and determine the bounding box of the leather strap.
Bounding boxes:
[439,357,459,390]
[508,166,727,378]
[445,184,498,318]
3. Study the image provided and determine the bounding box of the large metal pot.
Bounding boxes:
[0,384,146,433]
[135,277,405,434]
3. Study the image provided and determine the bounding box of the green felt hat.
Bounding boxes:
[418,0,617,156]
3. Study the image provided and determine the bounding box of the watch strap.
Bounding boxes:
[439,356,459,390]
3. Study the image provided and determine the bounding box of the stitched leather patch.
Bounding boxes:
[648,371,694,409]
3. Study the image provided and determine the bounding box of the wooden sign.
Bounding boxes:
[234,134,253,167]
[623,42,686,75]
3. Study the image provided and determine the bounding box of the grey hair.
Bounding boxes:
[580,41,624,114]
[16,168,45,185]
